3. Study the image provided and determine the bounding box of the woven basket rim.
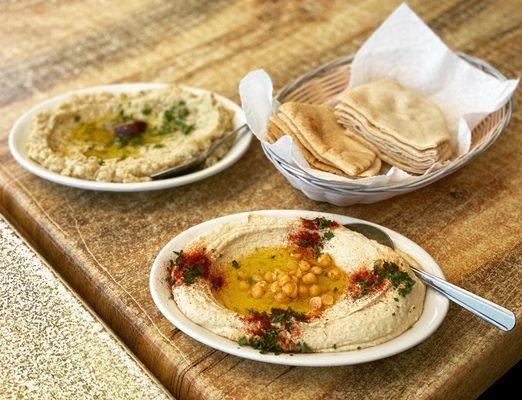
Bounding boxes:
[265,52,514,193]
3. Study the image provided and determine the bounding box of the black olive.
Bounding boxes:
[113,120,147,136]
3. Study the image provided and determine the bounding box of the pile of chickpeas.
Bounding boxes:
[236,251,343,312]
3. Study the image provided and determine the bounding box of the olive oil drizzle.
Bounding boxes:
[68,101,194,160]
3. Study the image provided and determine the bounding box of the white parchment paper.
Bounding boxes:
[239,3,519,186]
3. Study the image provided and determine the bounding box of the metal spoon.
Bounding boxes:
[150,124,247,180]
[344,223,516,331]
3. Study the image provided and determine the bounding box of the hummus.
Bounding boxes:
[27,86,233,182]
[167,215,426,354]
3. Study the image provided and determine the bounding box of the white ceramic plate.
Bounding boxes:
[150,210,449,366]
[9,83,251,192]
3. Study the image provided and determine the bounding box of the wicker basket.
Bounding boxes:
[261,53,513,200]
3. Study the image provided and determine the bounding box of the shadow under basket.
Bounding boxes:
[260,53,514,205]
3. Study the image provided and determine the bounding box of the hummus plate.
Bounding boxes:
[150,210,449,366]
[9,83,251,192]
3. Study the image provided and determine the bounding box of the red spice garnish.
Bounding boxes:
[209,274,224,290]
[350,268,387,298]
[170,248,212,286]
[301,218,318,231]
[289,230,321,249]
[290,218,339,257]
[243,313,272,336]
[301,217,339,230]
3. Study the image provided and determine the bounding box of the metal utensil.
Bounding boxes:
[150,124,247,180]
[344,223,516,331]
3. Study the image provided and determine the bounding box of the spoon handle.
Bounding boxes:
[206,124,247,155]
[410,266,516,331]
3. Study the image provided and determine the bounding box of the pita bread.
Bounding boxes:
[335,78,452,173]
[278,102,379,176]
[268,116,348,176]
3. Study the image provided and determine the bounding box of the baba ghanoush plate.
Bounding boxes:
[150,210,448,366]
[9,83,251,192]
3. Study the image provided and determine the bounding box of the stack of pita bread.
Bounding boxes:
[334,79,452,174]
[266,103,381,178]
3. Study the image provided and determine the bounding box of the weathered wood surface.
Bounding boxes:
[0,1,520,399]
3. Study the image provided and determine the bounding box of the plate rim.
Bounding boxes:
[8,83,252,192]
[150,210,449,367]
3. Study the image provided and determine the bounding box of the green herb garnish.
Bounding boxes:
[161,100,194,135]
[182,267,203,284]
[299,342,311,353]
[322,230,335,241]
[353,260,416,298]
[315,217,336,229]
[240,308,309,355]
[231,260,240,269]
[374,261,416,297]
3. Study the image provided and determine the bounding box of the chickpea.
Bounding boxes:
[271,281,281,293]
[302,272,318,285]
[309,284,322,296]
[264,271,274,282]
[253,273,264,282]
[298,285,309,298]
[237,270,249,280]
[287,261,298,271]
[238,281,249,290]
[290,286,299,299]
[290,252,302,260]
[299,260,311,271]
[275,292,290,303]
[317,253,332,267]
[282,281,297,297]
[311,266,323,275]
[321,294,334,306]
[251,285,265,299]
[326,269,341,280]
[309,296,322,310]
[295,269,303,278]
[279,274,291,284]
[256,281,268,289]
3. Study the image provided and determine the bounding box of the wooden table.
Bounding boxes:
[1,1,520,399]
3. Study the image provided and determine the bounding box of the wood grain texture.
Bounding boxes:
[0,1,521,399]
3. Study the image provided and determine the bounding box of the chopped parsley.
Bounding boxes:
[240,308,310,354]
[153,100,194,136]
[352,260,416,298]
[374,261,416,297]
[315,217,338,229]
[114,134,143,148]
[231,260,240,269]
[239,329,282,354]
[322,230,335,241]
[183,267,204,284]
